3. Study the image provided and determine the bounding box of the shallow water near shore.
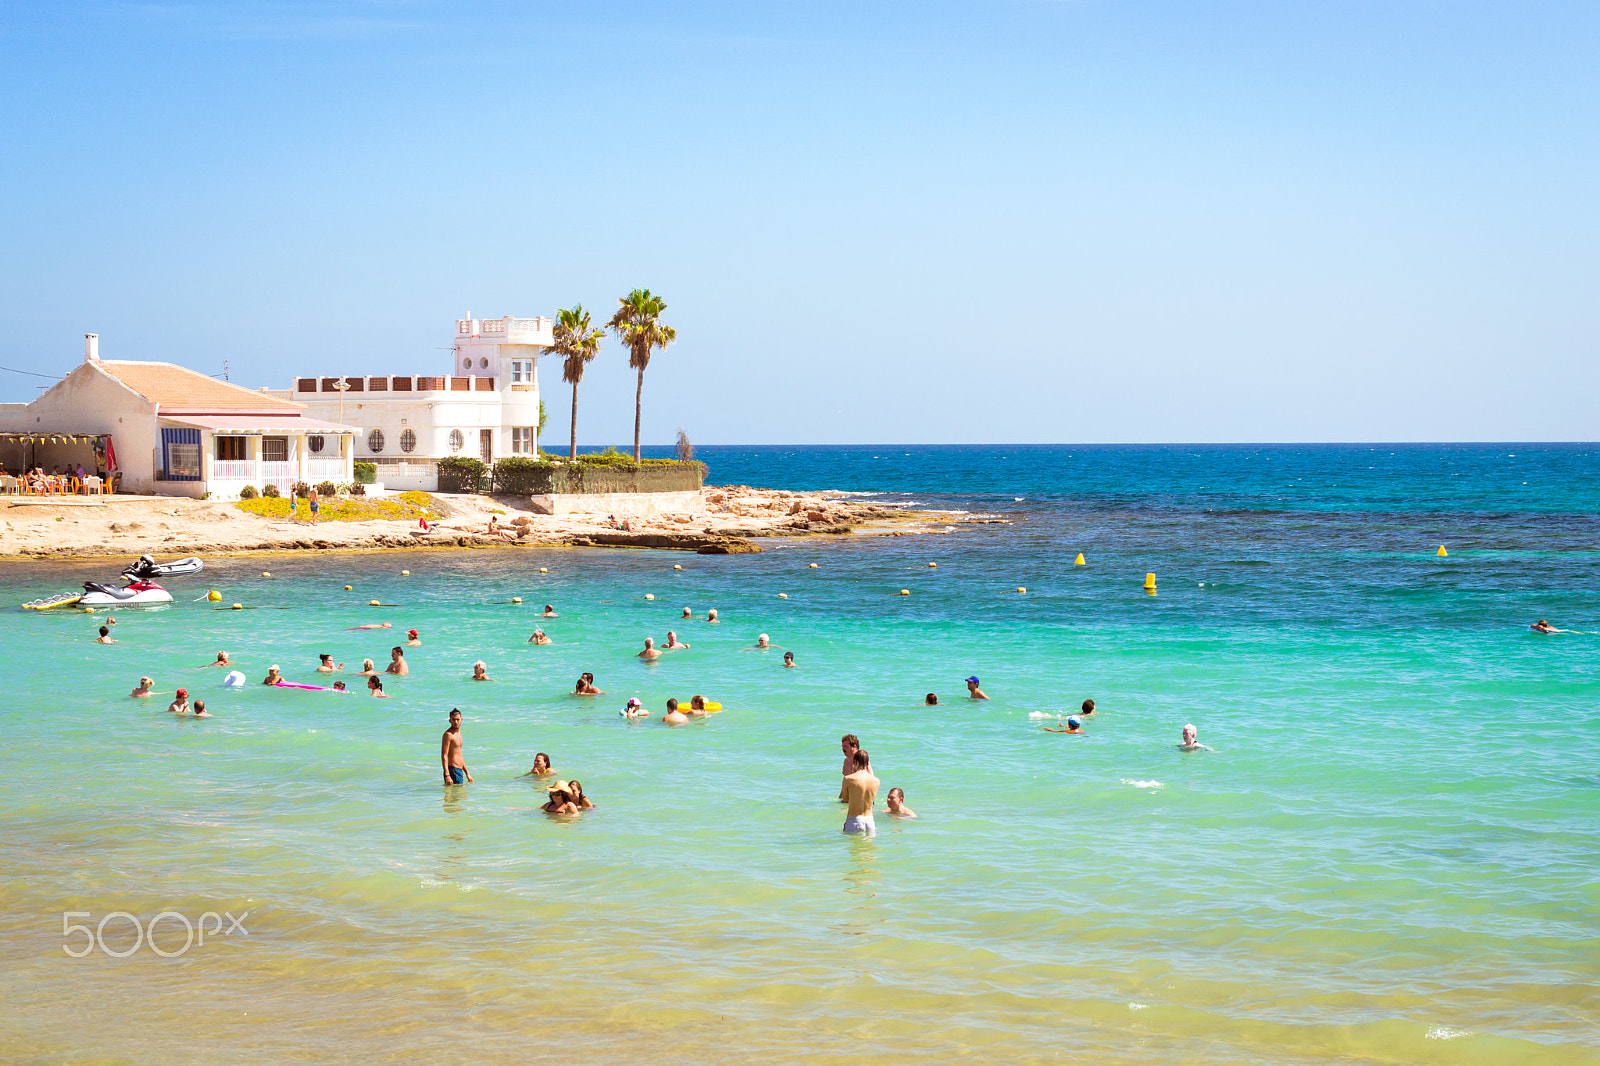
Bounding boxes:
[2,444,1598,1064]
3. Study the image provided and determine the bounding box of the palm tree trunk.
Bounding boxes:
[570,381,579,461]
[633,365,644,463]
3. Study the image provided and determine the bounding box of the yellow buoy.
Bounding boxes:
[511,597,523,604]
[401,570,410,576]
[83,606,95,613]
[231,603,243,610]
[1437,546,1448,557]
[260,572,271,578]
[645,593,655,600]
[1074,553,1086,566]
[207,590,222,602]
[343,585,353,591]
[370,600,381,606]
[899,588,911,596]
[928,562,937,567]
[1144,573,1157,590]
[540,568,549,573]
[778,593,788,599]
[1017,586,1027,593]
[808,563,818,569]
[673,564,683,570]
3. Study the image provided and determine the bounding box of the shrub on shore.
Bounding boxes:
[262,484,280,498]
[354,462,376,485]
[316,480,337,497]
[238,485,259,500]
[233,491,442,523]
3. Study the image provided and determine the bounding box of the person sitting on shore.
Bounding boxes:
[358,658,377,675]
[525,752,553,777]
[543,782,579,814]
[192,699,211,718]
[621,697,649,718]
[1530,619,1563,634]
[95,625,115,644]
[662,698,689,725]
[783,651,796,668]
[206,651,232,668]
[965,676,988,700]
[925,693,938,706]
[638,637,661,661]
[528,628,552,645]
[1178,723,1213,751]
[471,660,491,681]
[575,673,603,696]
[885,787,916,818]
[567,779,595,810]
[1080,698,1096,716]
[542,605,558,618]
[317,654,343,673]
[406,629,421,646]
[262,665,283,685]
[368,675,390,699]
[664,630,690,650]
[386,647,409,676]
[130,676,155,698]
[487,515,515,541]
[167,688,191,715]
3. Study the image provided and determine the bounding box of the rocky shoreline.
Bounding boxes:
[0,484,942,560]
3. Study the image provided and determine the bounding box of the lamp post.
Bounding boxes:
[332,377,351,427]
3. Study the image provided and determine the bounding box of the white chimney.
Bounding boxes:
[84,334,99,363]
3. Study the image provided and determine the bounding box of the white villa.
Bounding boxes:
[0,335,357,497]
[265,313,551,490]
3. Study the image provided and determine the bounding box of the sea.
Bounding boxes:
[2,443,1596,1065]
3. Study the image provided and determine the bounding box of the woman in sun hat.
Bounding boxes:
[542,781,579,814]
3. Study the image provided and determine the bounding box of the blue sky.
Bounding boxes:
[2,1,1596,443]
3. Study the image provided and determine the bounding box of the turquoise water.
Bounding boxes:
[2,444,1597,1064]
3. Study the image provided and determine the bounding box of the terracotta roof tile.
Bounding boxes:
[97,361,303,413]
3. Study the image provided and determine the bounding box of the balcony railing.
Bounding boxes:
[212,459,255,480]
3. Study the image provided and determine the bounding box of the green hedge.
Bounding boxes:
[492,457,706,495]
[354,462,376,485]
[437,456,489,493]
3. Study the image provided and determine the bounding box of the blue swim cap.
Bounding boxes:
[1067,716,1081,728]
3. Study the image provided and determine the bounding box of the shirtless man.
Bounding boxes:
[1080,698,1096,716]
[681,606,693,619]
[783,651,796,668]
[838,734,860,802]
[192,699,211,718]
[885,787,916,818]
[664,630,690,650]
[1178,723,1214,752]
[965,675,988,700]
[441,708,472,784]
[386,647,409,676]
[471,660,491,681]
[316,654,343,673]
[706,608,719,623]
[638,637,661,661]
[662,698,689,725]
[576,672,603,695]
[842,750,880,836]
[95,626,115,644]
[130,677,155,698]
[542,605,558,618]
[406,629,421,646]
[206,652,232,668]
[167,688,190,715]
[528,629,552,645]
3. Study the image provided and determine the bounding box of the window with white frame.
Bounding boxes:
[511,427,534,454]
[510,359,534,384]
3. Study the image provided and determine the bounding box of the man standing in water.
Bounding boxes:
[838,734,860,801]
[387,647,409,675]
[842,749,879,836]
[441,708,472,785]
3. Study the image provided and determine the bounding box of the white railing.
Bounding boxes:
[262,462,297,490]
[212,460,255,480]
[456,315,551,338]
[306,458,345,479]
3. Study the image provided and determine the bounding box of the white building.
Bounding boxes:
[268,313,551,490]
[0,335,357,497]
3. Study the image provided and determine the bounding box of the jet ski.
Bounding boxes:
[75,555,205,607]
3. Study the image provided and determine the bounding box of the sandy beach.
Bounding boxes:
[0,484,953,559]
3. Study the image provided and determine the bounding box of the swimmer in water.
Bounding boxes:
[885,787,916,818]
[349,623,394,631]
[528,629,552,645]
[542,781,578,814]
[192,699,211,718]
[664,630,690,650]
[841,750,879,836]
[406,629,421,646]
[167,688,191,715]
[681,606,693,619]
[525,752,553,777]
[358,658,377,675]
[838,734,860,802]
[542,604,558,618]
[1178,723,1213,752]
[368,675,390,698]
[688,695,710,715]
[130,677,155,698]
[706,608,719,623]
[95,626,115,644]
[1080,698,1096,716]
[662,698,689,725]
[471,660,491,681]
[621,697,649,718]
[965,676,988,700]
[262,665,283,686]
[332,681,347,691]
[1530,620,1564,634]
[1044,716,1084,734]
[783,651,796,668]
[317,654,343,673]
[925,693,938,706]
[575,673,603,696]
[206,652,232,668]
[441,708,471,785]
[386,647,409,676]
[567,780,595,810]
[638,637,662,661]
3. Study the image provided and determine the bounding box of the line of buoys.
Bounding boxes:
[1437,546,1448,556]
[1074,553,1086,566]
[370,599,381,606]
[231,603,243,610]
[512,597,523,604]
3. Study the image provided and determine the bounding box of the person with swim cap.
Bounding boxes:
[966,676,988,700]
[406,629,421,646]
[261,665,283,686]
[206,652,232,668]
[167,688,190,715]
[662,698,689,725]
[471,660,491,681]
[1178,723,1213,751]
[441,708,471,785]
[528,629,552,645]
[620,697,648,718]
[638,637,661,661]
[317,654,343,673]
[191,699,211,718]
[386,647,409,675]
[664,630,690,650]
[130,677,155,698]
[841,749,879,836]
[754,633,771,649]
[885,787,916,818]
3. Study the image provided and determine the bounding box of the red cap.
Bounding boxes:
[176,688,188,696]
[407,629,418,637]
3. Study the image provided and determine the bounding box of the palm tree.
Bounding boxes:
[607,289,676,462]
[550,305,604,460]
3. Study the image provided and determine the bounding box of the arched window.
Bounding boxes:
[448,429,464,453]
[307,435,325,455]
[367,429,385,453]
[400,428,417,453]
